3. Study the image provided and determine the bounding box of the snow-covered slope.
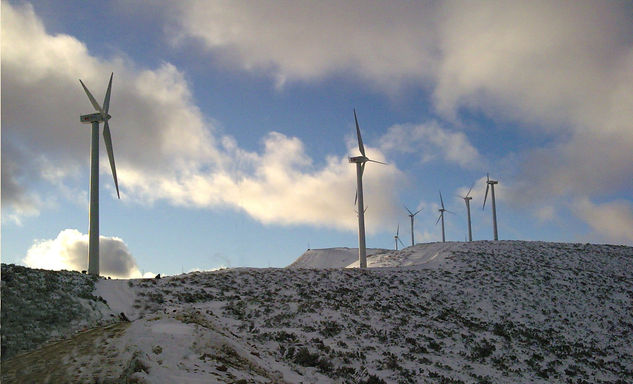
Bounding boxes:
[288,247,389,269]
[2,241,633,383]
[0,264,118,359]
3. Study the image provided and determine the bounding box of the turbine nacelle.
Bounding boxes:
[80,112,111,124]
[405,206,422,218]
[348,156,368,164]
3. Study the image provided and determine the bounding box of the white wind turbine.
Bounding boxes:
[405,206,422,246]
[394,224,405,251]
[460,183,474,242]
[349,109,385,268]
[79,73,120,276]
[436,191,453,243]
[482,173,499,241]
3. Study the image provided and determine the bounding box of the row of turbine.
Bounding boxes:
[397,176,500,250]
[349,110,500,267]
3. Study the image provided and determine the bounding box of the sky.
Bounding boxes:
[2,0,632,278]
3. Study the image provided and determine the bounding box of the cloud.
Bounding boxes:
[121,131,404,232]
[434,1,633,202]
[4,1,632,240]
[1,142,42,224]
[380,122,483,168]
[1,2,402,232]
[571,198,633,245]
[169,1,439,90]
[168,1,633,208]
[23,229,143,278]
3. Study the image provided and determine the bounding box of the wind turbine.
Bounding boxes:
[405,206,422,246]
[394,224,405,250]
[460,183,474,242]
[483,173,499,241]
[436,191,453,243]
[79,73,120,276]
[349,109,385,268]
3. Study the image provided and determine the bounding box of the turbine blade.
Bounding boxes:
[405,205,413,215]
[360,162,365,177]
[353,109,365,157]
[354,189,358,206]
[396,224,400,236]
[79,79,104,115]
[103,72,113,114]
[487,173,490,183]
[367,159,387,165]
[466,182,474,198]
[439,191,445,209]
[414,209,423,216]
[435,214,442,225]
[483,183,489,209]
[103,121,120,199]
[398,238,405,247]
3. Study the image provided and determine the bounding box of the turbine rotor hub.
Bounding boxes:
[80,112,111,124]
[348,156,367,163]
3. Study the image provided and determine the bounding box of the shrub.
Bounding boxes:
[293,347,321,367]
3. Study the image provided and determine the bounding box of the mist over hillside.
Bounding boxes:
[2,241,632,383]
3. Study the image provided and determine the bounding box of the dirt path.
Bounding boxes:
[1,322,130,384]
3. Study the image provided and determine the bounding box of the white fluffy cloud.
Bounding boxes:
[435,1,633,202]
[571,198,633,245]
[1,2,402,232]
[380,122,483,169]
[169,1,633,225]
[23,229,145,278]
[170,1,439,89]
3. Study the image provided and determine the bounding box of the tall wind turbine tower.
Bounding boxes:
[79,73,120,276]
[349,109,385,268]
[394,224,405,250]
[405,206,422,246]
[483,173,499,241]
[460,183,474,242]
[436,191,453,243]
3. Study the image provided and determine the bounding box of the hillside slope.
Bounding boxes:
[2,241,632,383]
[0,264,118,359]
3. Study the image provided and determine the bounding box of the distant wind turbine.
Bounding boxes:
[483,173,499,241]
[79,73,120,276]
[460,183,474,242]
[436,191,453,243]
[405,206,422,246]
[349,109,385,268]
[394,224,405,250]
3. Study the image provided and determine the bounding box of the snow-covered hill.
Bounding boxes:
[289,242,464,269]
[2,241,633,383]
[288,247,389,269]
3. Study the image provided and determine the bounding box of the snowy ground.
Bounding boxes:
[2,241,633,383]
[288,247,388,269]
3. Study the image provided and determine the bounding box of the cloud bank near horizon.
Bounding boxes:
[22,229,150,279]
